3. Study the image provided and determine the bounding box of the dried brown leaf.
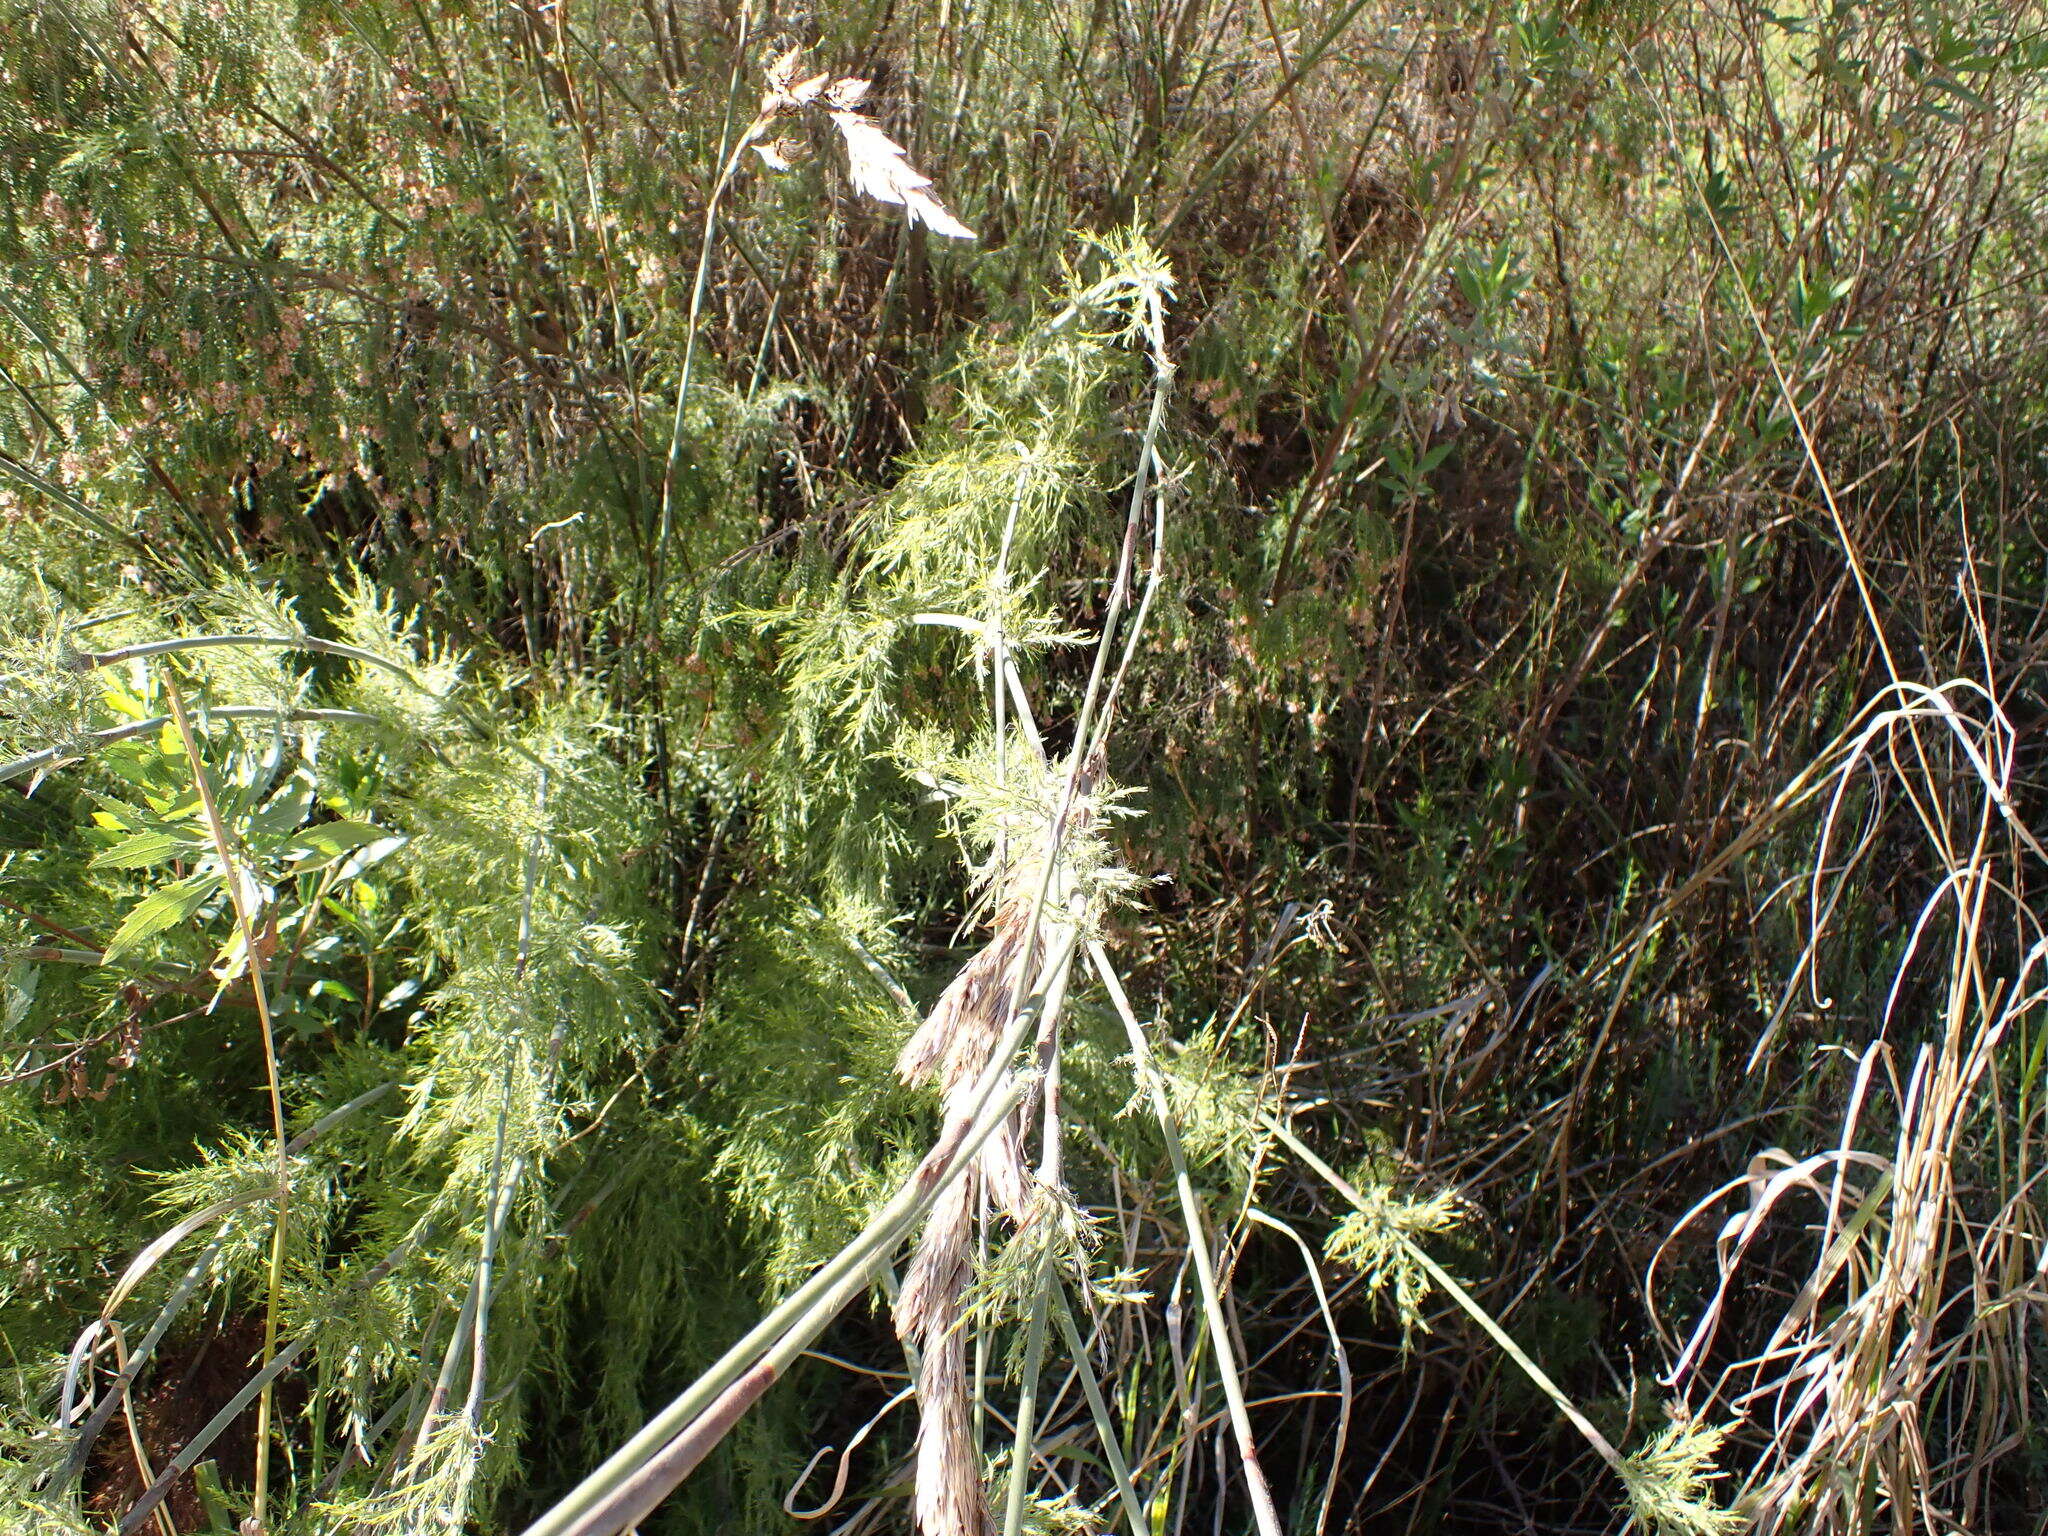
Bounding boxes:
[751,138,807,172]
[764,45,802,92]
[827,76,872,109]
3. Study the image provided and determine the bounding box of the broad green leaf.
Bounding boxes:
[3,963,39,1032]
[287,821,396,863]
[227,741,294,825]
[103,873,222,963]
[89,792,186,837]
[335,835,409,883]
[100,683,150,721]
[91,830,202,870]
[244,775,315,848]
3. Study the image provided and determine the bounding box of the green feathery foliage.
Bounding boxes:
[4,0,2048,1531]
[1621,1411,1745,1536]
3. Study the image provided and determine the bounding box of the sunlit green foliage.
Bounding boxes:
[3,0,2047,1531]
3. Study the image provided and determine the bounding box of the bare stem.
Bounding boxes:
[1088,940,1285,1536]
[161,674,293,1532]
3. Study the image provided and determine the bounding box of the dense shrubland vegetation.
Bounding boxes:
[4,0,2048,1532]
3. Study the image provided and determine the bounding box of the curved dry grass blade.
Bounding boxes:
[55,1081,396,1487]
[1244,1207,1351,1536]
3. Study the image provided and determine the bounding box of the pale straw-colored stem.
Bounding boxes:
[1087,940,1285,1536]
[520,927,1081,1536]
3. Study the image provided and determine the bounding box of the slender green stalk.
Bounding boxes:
[558,1240,925,1536]
[646,1,757,630]
[66,632,432,686]
[1088,940,1284,1536]
[537,1069,1040,1536]
[0,707,379,785]
[1050,1291,1153,1536]
[1005,266,1172,1129]
[0,449,149,553]
[999,1262,1055,1536]
[1258,1113,1626,1474]
[162,673,294,1530]
[0,944,112,965]
[412,773,549,1470]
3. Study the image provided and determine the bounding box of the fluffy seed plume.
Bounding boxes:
[892,902,1032,1536]
[828,112,977,240]
[892,749,1109,1536]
